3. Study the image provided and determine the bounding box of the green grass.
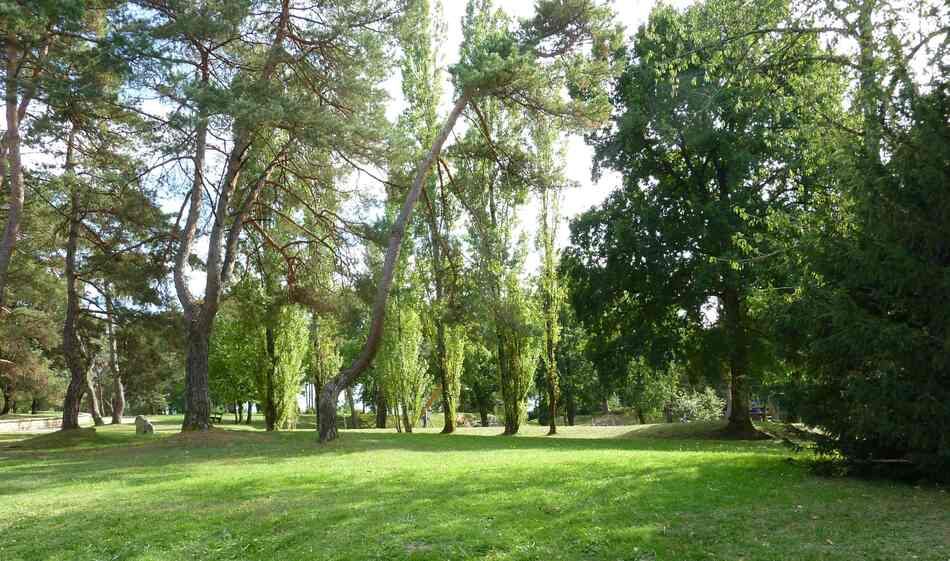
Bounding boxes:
[1,418,947,561]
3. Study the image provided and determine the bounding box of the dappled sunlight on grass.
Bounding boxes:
[1,418,947,560]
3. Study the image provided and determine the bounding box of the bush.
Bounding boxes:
[670,387,724,422]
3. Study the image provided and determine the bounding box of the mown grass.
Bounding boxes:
[1,417,947,561]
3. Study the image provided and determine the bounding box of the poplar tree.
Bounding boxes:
[534,127,564,435]
[317,0,621,441]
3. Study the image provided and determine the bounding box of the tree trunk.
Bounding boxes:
[318,382,339,440]
[245,401,253,424]
[0,39,26,306]
[401,404,412,434]
[478,403,489,427]
[110,372,125,425]
[601,396,609,414]
[181,323,212,430]
[62,375,85,430]
[85,374,105,426]
[263,326,277,431]
[345,385,359,429]
[105,291,125,424]
[0,387,11,415]
[722,286,755,436]
[392,404,402,433]
[437,326,455,434]
[61,126,101,430]
[566,394,576,426]
[375,385,387,428]
[317,93,472,442]
[235,402,242,424]
[503,406,519,435]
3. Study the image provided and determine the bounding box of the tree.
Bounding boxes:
[377,296,431,432]
[132,0,398,431]
[208,297,265,421]
[565,0,839,436]
[534,127,564,435]
[494,274,542,435]
[0,1,69,305]
[316,0,621,441]
[764,0,949,477]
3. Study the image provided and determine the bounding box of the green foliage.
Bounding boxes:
[564,0,839,426]
[494,275,542,434]
[271,305,310,430]
[309,316,342,393]
[209,303,265,409]
[773,84,950,479]
[378,298,432,431]
[669,387,725,423]
[441,323,467,426]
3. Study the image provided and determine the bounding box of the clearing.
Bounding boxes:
[1,417,947,561]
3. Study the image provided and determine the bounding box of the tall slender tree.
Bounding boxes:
[317,0,621,442]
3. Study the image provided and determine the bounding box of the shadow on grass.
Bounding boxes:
[0,436,784,560]
[2,424,948,561]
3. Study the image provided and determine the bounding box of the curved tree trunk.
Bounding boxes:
[317,93,472,442]
[85,374,105,427]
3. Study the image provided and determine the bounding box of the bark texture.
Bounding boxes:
[106,291,125,424]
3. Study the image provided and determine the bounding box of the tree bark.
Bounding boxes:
[245,401,253,424]
[0,386,12,415]
[401,405,412,433]
[235,401,243,424]
[375,384,387,428]
[61,125,102,430]
[345,385,359,429]
[85,374,105,427]
[62,376,84,430]
[181,323,212,430]
[722,285,755,436]
[105,291,125,424]
[263,326,277,431]
[0,37,24,306]
[318,92,472,442]
[30,397,38,414]
[566,394,576,426]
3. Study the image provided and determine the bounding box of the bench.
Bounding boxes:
[210,412,224,424]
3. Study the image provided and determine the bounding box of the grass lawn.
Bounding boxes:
[1,418,947,561]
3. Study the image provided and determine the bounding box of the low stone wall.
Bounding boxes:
[0,413,92,432]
